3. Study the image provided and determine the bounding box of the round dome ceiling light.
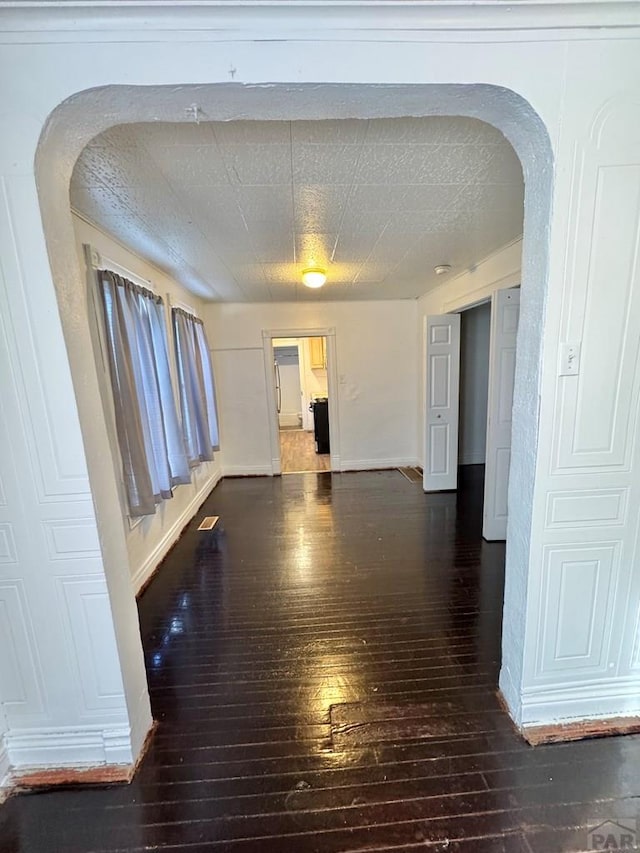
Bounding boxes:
[434,264,452,276]
[301,268,327,289]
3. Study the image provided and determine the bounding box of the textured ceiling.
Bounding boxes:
[71,117,524,301]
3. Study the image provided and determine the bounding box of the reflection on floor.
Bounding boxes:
[279,428,330,473]
[1,468,640,852]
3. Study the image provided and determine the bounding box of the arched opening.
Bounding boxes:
[34,82,553,739]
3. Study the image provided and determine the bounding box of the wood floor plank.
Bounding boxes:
[279,429,331,472]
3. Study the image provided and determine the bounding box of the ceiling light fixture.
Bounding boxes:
[301,268,327,289]
[434,264,452,276]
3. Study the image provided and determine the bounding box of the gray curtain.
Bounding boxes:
[98,271,190,517]
[172,308,219,465]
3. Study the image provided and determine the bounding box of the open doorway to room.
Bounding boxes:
[458,299,491,503]
[424,287,520,541]
[273,336,331,473]
[264,329,338,475]
[30,84,552,814]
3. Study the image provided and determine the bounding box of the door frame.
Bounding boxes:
[262,327,340,475]
[423,285,521,534]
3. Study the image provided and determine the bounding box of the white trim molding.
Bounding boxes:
[131,469,222,595]
[521,676,640,727]
[1,3,639,43]
[221,464,273,478]
[340,457,419,472]
[6,724,134,769]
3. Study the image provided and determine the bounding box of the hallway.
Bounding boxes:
[1,469,639,851]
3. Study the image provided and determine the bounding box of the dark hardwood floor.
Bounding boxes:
[1,467,640,852]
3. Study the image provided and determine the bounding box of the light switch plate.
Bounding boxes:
[559,343,581,376]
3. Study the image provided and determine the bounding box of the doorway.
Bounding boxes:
[424,287,520,541]
[263,328,339,475]
[34,81,552,755]
[273,336,331,473]
[458,300,491,490]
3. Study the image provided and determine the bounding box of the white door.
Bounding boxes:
[423,314,461,492]
[483,288,520,541]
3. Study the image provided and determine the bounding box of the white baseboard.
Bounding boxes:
[339,457,419,472]
[459,452,486,466]
[131,469,222,595]
[0,735,10,801]
[521,675,640,727]
[221,458,418,476]
[6,723,134,769]
[278,413,301,428]
[222,464,273,477]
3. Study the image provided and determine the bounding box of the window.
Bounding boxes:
[97,270,191,517]
[172,307,219,465]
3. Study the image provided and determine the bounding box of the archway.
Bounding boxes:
[35,82,553,734]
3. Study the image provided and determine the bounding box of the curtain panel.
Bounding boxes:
[172,308,219,466]
[97,270,190,517]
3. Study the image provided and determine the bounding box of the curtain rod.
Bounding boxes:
[167,293,199,319]
[85,244,156,293]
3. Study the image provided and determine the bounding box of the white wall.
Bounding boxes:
[459,303,491,465]
[72,214,223,593]
[206,301,418,474]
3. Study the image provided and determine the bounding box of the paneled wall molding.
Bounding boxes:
[544,488,628,529]
[0,523,18,565]
[0,153,150,777]
[56,576,128,717]
[42,517,102,562]
[131,468,222,595]
[0,180,92,502]
[523,85,640,728]
[535,542,620,678]
[6,723,134,769]
[551,97,640,475]
[0,580,47,725]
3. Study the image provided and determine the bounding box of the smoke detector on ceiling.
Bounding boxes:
[434,264,452,276]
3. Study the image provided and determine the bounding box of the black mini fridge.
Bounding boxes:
[310,398,330,454]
